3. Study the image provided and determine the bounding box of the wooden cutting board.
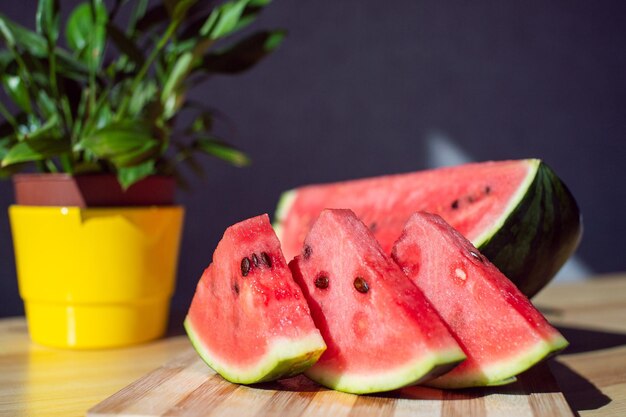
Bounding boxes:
[88,347,574,417]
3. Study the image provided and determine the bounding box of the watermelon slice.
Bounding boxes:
[391,212,568,388]
[289,209,466,394]
[275,159,581,297]
[184,214,326,384]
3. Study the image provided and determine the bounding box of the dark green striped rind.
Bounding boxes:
[477,161,582,297]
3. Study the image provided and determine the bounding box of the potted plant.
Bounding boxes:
[0,0,284,348]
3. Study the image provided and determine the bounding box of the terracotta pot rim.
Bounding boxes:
[12,172,174,181]
[12,172,177,207]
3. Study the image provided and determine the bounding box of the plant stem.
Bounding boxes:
[60,153,74,173]
[49,46,74,144]
[115,19,181,120]
[45,159,59,173]
[0,101,17,129]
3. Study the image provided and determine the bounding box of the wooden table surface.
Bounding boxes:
[1,274,625,417]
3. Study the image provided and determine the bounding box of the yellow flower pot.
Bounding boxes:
[9,205,184,349]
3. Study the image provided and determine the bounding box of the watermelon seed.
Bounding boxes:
[451,199,459,210]
[241,257,251,276]
[369,222,378,232]
[455,268,467,281]
[467,195,475,203]
[485,185,491,194]
[354,277,370,293]
[261,252,272,268]
[303,245,312,260]
[251,253,260,267]
[315,275,329,289]
[469,250,484,262]
[233,282,240,294]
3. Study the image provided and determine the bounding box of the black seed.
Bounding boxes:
[233,282,240,294]
[451,199,459,210]
[261,252,272,268]
[315,275,329,289]
[485,185,491,194]
[241,257,251,276]
[251,253,259,267]
[369,222,378,232]
[469,250,484,262]
[303,245,312,260]
[354,277,369,293]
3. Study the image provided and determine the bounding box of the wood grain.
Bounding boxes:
[87,346,574,417]
[2,275,626,417]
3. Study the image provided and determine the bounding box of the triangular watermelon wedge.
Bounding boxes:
[275,159,581,297]
[392,212,568,388]
[184,214,326,384]
[289,209,466,394]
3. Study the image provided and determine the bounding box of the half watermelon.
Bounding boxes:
[275,159,581,297]
[184,214,326,384]
[392,212,568,388]
[289,209,466,394]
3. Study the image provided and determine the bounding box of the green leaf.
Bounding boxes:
[231,0,273,33]
[0,135,16,160]
[78,121,160,167]
[35,90,57,118]
[201,30,285,74]
[186,111,213,134]
[65,2,108,70]
[128,80,158,116]
[0,13,48,58]
[117,159,155,189]
[1,75,32,113]
[203,0,250,39]
[54,49,91,81]
[161,51,193,103]
[36,0,60,43]
[106,23,145,68]
[2,138,70,167]
[127,0,149,34]
[17,114,61,141]
[66,4,90,51]
[111,138,161,167]
[194,136,250,167]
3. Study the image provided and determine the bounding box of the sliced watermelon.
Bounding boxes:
[391,212,568,388]
[184,214,326,384]
[289,209,466,394]
[275,159,581,297]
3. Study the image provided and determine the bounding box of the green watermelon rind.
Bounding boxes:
[273,188,296,241]
[304,347,466,394]
[274,159,582,297]
[471,159,540,247]
[426,332,568,389]
[184,317,327,384]
[477,160,582,297]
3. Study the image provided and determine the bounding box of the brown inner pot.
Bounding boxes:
[13,173,176,207]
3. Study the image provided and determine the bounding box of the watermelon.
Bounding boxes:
[289,209,466,394]
[275,159,581,297]
[184,214,326,384]
[392,212,569,388]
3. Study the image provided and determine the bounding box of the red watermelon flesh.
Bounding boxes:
[275,159,582,297]
[391,212,568,388]
[289,209,466,394]
[184,214,326,384]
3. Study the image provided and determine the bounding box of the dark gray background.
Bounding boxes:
[1,1,625,318]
